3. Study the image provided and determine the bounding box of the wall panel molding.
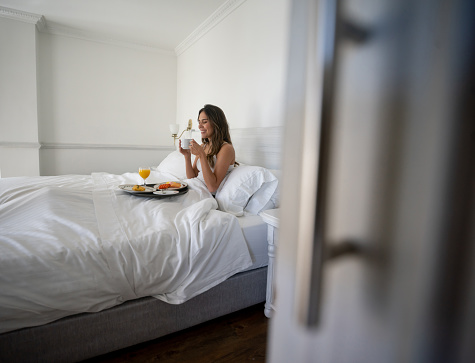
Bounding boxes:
[0,141,41,149]
[0,141,174,151]
[40,142,175,151]
[231,126,282,170]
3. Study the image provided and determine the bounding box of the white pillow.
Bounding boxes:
[155,150,194,179]
[245,168,281,213]
[267,169,281,208]
[215,165,278,216]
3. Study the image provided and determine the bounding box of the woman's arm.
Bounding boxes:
[179,139,199,178]
[192,142,235,193]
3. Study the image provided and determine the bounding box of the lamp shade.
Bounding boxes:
[169,124,179,135]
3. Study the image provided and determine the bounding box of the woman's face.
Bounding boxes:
[198,111,214,139]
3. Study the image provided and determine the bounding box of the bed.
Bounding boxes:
[0,149,280,362]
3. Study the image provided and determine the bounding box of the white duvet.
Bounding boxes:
[0,171,252,334]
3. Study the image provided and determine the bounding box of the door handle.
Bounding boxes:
[325,240,361,261]
[294,0,340,328]
[294,0,371,328]
[340,20,371,44]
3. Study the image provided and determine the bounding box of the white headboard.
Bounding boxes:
[231,127,282,170]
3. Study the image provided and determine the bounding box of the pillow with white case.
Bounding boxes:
[155,150,194,180]
[215,165,279,216]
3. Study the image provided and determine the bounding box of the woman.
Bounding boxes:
[179,104,236,194]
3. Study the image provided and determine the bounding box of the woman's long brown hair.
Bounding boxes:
[199,104,234,168]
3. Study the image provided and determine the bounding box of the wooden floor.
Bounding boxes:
[83,303,269,363]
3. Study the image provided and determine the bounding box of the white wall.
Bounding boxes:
[176,0,290,166]
[1,0,290,176]
[0,17,40,177]
[0,12,177,177]
[37,34,176,147]
[36,33,177,175]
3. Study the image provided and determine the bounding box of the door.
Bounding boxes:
[268,0,475,362]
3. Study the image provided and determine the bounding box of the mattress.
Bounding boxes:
[238,215,269,270]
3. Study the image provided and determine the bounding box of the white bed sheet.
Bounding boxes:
[0,171,253,334]
[238,215,269,271]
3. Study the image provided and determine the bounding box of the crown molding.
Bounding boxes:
[0,5,173,55]
[43,22,175,56]
[0,6,45,29]
[175,0,247,56]
[1,0,249,57]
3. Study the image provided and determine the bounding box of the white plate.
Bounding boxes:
[153,190,179,195]
[154,181,188,191]
[118,184,155,193]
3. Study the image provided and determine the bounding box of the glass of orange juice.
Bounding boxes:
[138,167,151,186]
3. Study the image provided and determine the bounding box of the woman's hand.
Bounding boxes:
[178,139,191,157]
[189,140,206,159]
[180,139,199,179]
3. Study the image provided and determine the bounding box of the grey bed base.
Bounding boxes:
[0,266,267,363]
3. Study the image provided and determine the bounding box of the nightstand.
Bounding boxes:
[260,208,279,318]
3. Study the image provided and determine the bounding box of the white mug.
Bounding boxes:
[182,138,192,149]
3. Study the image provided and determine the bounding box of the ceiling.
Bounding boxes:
[0,0,230,52]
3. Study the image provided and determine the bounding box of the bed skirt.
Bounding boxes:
[0,266,267,363]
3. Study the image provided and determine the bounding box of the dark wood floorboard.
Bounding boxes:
[83,303,269,363]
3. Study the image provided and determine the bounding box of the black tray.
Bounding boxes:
[134,188,188,198]
[130,184,189,198]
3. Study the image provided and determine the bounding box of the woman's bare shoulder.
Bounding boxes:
[218,143,235,157]
[217,143,235,165]
[219,142,235,152]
